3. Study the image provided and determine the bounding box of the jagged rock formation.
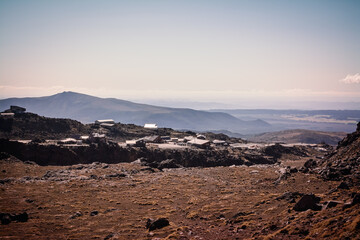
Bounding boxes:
[0,139,280,167]
[319,122,360,182]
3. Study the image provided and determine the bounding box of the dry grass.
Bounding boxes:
[0,157,359,239]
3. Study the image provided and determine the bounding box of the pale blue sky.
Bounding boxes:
[0,0,359,106]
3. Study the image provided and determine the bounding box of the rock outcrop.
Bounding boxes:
[319,122,360,182]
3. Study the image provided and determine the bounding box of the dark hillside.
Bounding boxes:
[0,113,90,139]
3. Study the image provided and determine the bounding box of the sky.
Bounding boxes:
[0,0,359,108]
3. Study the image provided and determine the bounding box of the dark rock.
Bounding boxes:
[304,159,317,169]
[325,201,340,209]
[351,193,360,205]
[293,194,322,211]
[105,173,126,178]
[157,159,182,169]
[103,208,117,214]
[145,218,153,229]
[269,224,277,231]
[0,152,11,160]
[140,167,156,173]
[90,211,98,216]
[0,178,12,184]
[337,182,350,190]
[276,192,303,203]
[1,212,28,224]
[69,211,82,219]
[343,203,352,210]
[289,167,298,173]
[0,213,11,225]
[232,211,253,218]
[104,233,114,240]
[12,212,28,222]
[25,199,34,203]
[146,218,169,231]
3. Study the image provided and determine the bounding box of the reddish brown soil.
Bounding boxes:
[0,156,359,239]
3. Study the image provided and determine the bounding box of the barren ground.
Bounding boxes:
[1,154,359,239]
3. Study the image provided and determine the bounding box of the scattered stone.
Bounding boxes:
[90,211,98,216]
[103,208,117,214]
[304,159,317,169]
[90,175,98,180]
[232,211,253,218]
[325,201,341,209]
[343,203,352,210]
[0,213,11,225]
[146,218,169,231]
[69,212,82,219]
[338,182,350,190]
[351,193,360,205]
[276,192,303,203]
[0,212,28,224]
[104,233,114,240]
[293,194,322,211]
[105,173,126,178]
[269,224,277,231]
[140,167,156,173]
[157,159,182,169]
[0,178,13,184]
[274,168,291,185]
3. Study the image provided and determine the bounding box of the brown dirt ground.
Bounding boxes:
[0,155,359,240]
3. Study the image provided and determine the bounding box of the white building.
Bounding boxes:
[144,123,158,129]
[95,119,115,125]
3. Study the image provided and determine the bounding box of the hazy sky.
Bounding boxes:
[0,0,359,106]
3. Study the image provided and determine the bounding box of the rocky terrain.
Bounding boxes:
[0,112,91,140]
[0,113,359,239]
[0,112,232,143]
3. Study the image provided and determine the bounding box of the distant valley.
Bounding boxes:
[212,109,360,134]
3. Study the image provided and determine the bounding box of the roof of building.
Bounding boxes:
[187,139,210,145]
[140,135,161,142]
[144,123,158,128]
[95,119,115,124]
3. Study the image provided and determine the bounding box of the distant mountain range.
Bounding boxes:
[247,129,347,145]
[0,91,271,134]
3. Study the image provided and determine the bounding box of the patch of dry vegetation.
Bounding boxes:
[1,153,359,239]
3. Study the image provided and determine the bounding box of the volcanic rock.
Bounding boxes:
[146,218,169,231]
[0,212,28,224]
[293,194,322,211]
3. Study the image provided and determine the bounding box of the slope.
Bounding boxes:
[0,91,270,134]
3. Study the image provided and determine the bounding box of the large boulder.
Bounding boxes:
[293,194,322,211]
[145,218,169,231]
